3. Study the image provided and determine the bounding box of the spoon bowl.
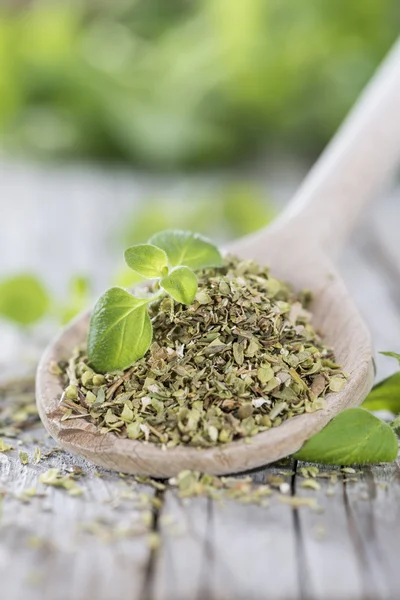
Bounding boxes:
[36,40,400,477]
[36,243,374,476]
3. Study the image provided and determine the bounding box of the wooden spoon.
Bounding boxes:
[36,41,400,477]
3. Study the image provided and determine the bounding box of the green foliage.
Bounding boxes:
[0,269,93,330]
[58,275,91,325]
[160,266,198,305]
[380,351,400,365]
[360,351,400,414]
[120,187,275,248]
[115,188,275,291]
[0,274,50,326]
[219,187,277,237]
[293,408,398,465]
[149,230,223,270]
[87,287,152,373]
[88,230,221,372]
[361,373,400,414]
[0,0,398,168]
[124,244,168,279]
[0,272,93,328]
[294,351,400,465]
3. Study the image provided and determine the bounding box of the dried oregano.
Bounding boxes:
[59,255,346,448]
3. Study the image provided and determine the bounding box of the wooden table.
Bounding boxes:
[1,161,400,600]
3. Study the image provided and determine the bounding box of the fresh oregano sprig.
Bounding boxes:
[87,230,223,373]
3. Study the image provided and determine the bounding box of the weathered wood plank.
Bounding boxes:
[207,489,299,599]
[342,461,400,599]
[152,493,211,600]
[1,161,400,600]
[294,462,365,600]
[152,464,300,600]
[367,462,400,591]
[0,425,155,600]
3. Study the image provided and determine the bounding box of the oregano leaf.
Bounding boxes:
[124,244,168,278]
[0,274,49,326]
[360,351,400,414]
[87,287,152,372]
[390,416,400,432]
[361,372,400,414]
[149,230,222,270]
[293,408,398,465]
[160,266,198,305]
[380,351,400,366]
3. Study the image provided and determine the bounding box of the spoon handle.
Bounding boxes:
[279,37,400,256]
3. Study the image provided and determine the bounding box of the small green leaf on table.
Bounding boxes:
[124,244,168,278]
[87,287,152,373]
[160,266,198,305]
[0,274,49,325]
[293,408,398,465]
[149,230,222,270]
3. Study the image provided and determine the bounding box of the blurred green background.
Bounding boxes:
[0,0,399,335]
[1,0,398,170]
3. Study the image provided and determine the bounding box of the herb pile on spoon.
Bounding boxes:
[59,230,347,448]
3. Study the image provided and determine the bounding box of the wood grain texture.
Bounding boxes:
[197,465,300,600]
[2,156,400,599]
[151,464,301,600]
[152,494,212,600]
[293,462,367,599]
[342,464,400,599]
[0,426,155,600]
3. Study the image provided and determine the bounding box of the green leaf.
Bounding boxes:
[361,372,400,414]
[293,408,398,465]
[149,230,222,270]
[380,351,400,366]
[124,244,168,278]
[360,351,400,414]
[0,274,49,326]
[390,415,400,432]
[59,275,91,325]
[87,287,152,373]
[221,186,276,236]
[160,266,198,305]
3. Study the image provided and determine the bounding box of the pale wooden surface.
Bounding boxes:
[0,161,400,599]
